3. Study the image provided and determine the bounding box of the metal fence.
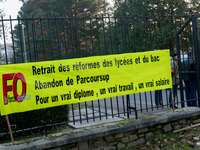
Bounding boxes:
[0,13,196,140]
[176,14,200,108]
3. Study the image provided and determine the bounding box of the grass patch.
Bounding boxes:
[0,124,73,145]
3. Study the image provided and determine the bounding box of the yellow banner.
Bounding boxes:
[0,50,172,115]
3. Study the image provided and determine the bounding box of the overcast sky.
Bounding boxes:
[1,0,23,19]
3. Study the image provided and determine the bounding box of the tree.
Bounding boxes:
[0,0,6,63]
[12,0,109,63]
[0,0,4,49]
[113,0,199,16]
[108,0,200,53]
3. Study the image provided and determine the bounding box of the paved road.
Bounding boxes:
[86,89,186,112]
[69,89,191,128]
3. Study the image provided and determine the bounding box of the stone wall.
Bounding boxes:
[50,115,200,150]
[1,107,200,150]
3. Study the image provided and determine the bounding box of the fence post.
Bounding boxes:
[192,16,200,107]
[22,25,27,63]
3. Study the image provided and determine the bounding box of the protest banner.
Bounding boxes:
[0,49,172,115]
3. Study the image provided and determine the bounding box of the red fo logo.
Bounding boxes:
[3,73,26,105]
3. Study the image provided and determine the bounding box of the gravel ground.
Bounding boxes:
[127,126,200,150]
